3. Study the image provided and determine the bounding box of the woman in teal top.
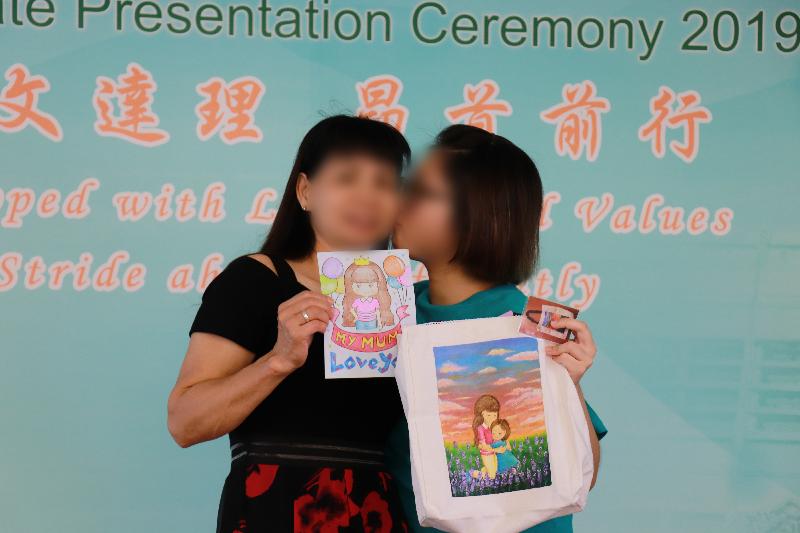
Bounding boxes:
[386,124,608,532]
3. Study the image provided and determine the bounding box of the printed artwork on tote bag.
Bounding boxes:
[318,249,416,378]
[433,336,552,497]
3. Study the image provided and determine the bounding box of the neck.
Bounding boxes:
[425,261,494,306]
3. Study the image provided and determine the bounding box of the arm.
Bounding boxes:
[477,430,493,452]
[574,383,601,489]
[167,291,332,447]
[545,317,602,490]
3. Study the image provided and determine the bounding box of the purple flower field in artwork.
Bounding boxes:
[445,434,552,497]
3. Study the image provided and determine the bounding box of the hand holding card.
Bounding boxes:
[270,290,334,374]
[518,296,596,385]
[518,296,579,344]
[543,315,597,385]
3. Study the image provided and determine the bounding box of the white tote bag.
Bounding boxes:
[395,316,594,533]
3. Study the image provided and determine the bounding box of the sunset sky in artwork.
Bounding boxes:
[433,336,546,445]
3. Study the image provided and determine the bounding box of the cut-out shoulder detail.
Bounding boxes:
[242,253,278,276]
[235,253,307,290]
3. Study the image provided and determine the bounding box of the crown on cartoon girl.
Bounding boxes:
[354,257,370,266]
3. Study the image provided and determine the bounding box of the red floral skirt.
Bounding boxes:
[217,457,409,532]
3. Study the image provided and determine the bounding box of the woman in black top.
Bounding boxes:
[167,115,412,532]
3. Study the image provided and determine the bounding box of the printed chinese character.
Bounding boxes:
[355,74,408,133]
[0,63,62,141]
[638,86,712,163]
[540,80,610,162]
[444,79,511,133]
[93,62,169,146]
[196,76,264,144]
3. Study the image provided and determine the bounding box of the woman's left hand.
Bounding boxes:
[544,318,596,385]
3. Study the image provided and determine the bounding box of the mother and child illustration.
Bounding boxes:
[432,336,552,497]
[472,395,519,480]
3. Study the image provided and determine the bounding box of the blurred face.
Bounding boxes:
[299,152,400,250]
[393,149,457,265]
[482,410,498,426]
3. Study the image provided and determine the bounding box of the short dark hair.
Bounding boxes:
[490,418,511,441]
[434,124,543,285]
[260,114,411,259]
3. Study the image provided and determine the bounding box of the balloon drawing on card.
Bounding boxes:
[318,250,416,379]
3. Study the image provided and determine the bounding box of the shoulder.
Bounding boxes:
[202,254,281,300]
[228,254,278,277]
[498,284,528,313]
[216,254,277,282]
[413,280,430,299]
[476,282,528,316]
[189,254,283,354]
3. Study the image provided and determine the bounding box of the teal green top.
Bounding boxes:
[385,280,608,533]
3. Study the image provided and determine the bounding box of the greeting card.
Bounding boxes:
[317,249,416,379]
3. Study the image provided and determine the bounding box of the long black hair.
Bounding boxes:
[260,114,411,259]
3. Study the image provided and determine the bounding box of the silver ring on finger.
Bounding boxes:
[301,309,310,323]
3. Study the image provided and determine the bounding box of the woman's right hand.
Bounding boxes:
[269,291,334,374]
[168,291,333,447]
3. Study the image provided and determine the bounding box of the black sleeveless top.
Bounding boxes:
[188,254,404,453]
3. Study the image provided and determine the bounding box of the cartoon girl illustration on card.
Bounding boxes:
[342,257,395,331]
[471,394,501,479]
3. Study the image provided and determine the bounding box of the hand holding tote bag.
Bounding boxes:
[395,315,594,533]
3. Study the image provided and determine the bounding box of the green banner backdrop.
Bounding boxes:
[1,1,799,531]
